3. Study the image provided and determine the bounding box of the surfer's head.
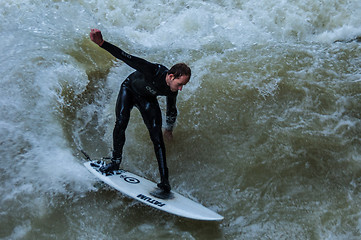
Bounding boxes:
[168,63,191,80]
[166,63,191,92]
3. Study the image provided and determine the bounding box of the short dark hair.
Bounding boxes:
[168,63,191,79]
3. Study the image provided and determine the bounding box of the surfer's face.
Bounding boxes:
[167,74,190,92]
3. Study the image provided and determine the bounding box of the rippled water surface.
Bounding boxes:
[1,0,360,239]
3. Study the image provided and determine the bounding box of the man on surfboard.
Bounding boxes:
[89,29,191,193]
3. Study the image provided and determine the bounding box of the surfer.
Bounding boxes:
[89,29,191,193]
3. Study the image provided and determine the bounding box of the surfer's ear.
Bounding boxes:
[168,73,175,80]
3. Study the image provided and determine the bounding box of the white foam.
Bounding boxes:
[1,0,360,238]
[6,221,32,240]
[317,25,361,43]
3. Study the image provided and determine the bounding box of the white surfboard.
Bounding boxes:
[83,160,223,221]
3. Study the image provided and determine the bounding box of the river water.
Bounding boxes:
[1,0,360,239]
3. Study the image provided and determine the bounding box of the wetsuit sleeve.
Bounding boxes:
[165,94,178,131]
[101,41,157,75]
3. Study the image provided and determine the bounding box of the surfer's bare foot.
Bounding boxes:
[99,159,121,173]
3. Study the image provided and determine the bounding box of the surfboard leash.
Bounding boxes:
[81,150,92,161]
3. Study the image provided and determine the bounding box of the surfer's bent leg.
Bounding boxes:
[101,80,133,173]
[113,80,133,159]
[138,98,171,192]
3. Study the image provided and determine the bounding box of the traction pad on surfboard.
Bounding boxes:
[150,188,174,200]
[90,160,120,176]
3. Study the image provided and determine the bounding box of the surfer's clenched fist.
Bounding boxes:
[90,28,104,46]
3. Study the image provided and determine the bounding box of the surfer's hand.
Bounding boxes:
[163,129,173,141]
[90,28,104,46]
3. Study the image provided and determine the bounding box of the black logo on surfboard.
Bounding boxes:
[137,194,166,207]
[123,176,140,184]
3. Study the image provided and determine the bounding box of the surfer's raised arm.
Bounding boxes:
[89,28,156,75]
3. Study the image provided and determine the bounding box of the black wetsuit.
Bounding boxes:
[101,41,177,187]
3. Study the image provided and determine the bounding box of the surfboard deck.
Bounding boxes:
[83,160,223,221]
